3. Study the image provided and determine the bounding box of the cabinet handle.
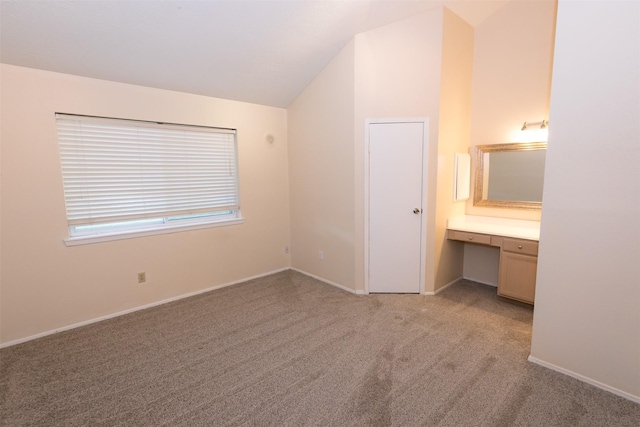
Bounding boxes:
[469,236,473,240]
[518,245,523,249]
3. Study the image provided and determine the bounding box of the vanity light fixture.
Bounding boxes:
[521,120,548,131]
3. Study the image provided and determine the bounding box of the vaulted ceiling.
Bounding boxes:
[0,0,509,108]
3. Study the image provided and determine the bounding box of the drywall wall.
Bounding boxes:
[289,7,471,294]
[530,0,640,401]
[433,8,474,291]
[463,0,556,285]
[287,40,356,290]
[0,70,3,339]
[354,8,444,293]
[0,64,290,345]
[463,245,499,286]
[467,0,556,221]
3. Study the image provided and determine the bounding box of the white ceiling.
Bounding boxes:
[0,0,508,108]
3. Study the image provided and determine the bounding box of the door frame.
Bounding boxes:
[364,118,429,294]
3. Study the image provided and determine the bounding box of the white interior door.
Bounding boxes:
[368,121,425,293]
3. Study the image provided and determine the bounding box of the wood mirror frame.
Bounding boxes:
[473,142,547,210]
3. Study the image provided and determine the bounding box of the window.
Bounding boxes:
[56,114,242,245]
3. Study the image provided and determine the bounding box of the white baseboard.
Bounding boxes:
[290,268,363,294]
[424,276,462,296]
[0,267,290,349]
[462,275,497,287]
[527,355,640,404]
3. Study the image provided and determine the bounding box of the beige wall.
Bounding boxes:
[354,8,444,293]
[463,0,556,285]
[0,64,290,345]
[434,8,474,291]
[0,69,3,338]
[289,7,470,294]
[531,0,640,401]
[467,0,556,222]
[287,41,356,289]
[463,245,500,286]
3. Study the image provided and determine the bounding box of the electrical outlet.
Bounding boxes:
[137,272,146,283]
[284,245,289,254]
[318,250,324,260]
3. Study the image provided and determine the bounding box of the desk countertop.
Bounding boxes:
[447,215,540,241]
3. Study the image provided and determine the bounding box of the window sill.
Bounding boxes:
[64,218,244,246]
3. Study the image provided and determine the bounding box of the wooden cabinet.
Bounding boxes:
[447,230,492,245]
[498,238,538,304]
[447,229,539,305]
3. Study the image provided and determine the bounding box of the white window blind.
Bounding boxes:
[56,114,239,228]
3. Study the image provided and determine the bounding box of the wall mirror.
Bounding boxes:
[474,142,547,209]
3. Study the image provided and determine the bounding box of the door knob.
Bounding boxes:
[413,208,421,214]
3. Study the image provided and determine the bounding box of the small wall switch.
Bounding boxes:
[137,272,146,283]
[284,245,289,254]
[318,250,324,260]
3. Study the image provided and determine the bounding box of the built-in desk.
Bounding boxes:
[447,216,541,304]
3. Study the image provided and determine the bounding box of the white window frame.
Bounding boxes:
[56,114,243,246]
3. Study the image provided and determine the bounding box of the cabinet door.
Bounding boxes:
[498,251,537,304]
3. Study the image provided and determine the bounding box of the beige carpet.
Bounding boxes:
[1,270,638,426]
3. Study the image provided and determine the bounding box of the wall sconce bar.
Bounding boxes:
[521,120,548,131]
